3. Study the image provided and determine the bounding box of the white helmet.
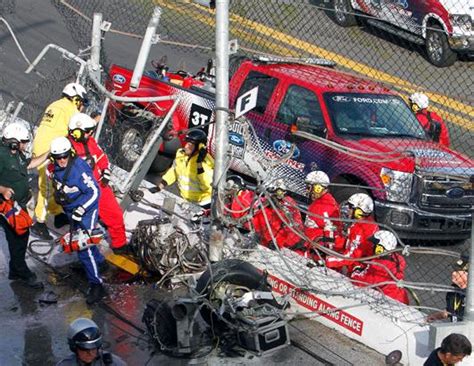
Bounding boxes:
[409,93,429,109]
[67,318,102,352]
[372,230,398,251]
[305,171,330,188]
[62,83,87,99]
[50,136,72,156]
[69,113,96,131]
[348,193,374,214]
[3,122,30,142]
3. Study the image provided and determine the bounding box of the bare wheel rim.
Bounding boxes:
[121,128,144,162]
[334,0,348,23]
[427,31,444,62]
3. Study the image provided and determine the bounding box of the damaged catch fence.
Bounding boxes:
[1,0,472,326]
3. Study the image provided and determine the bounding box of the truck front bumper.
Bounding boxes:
[374,201,472,241]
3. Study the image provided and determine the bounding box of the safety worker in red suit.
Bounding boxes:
[325,193,379,274]
[32,83,89,240]
[67,113,128,255]
[409,92,450,147]
[350,230,409,304]
[151,129,214,209]
[223,175,256,231]
[49,137,106,304]
[303,171,340,249]
[252,179,306,255]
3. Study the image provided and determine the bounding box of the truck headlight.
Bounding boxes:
[380,168,413,203]
[450,14,472,31]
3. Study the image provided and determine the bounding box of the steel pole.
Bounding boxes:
[208,0,229,261]
[89,13,102,83]
[130,7,161,91]
[463,215,474,322]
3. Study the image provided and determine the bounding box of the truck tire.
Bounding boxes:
[425,23,457,67]
[195,259,271,331]
[114,117,153,171]
[326,0,358,27]
[331,185,369,204]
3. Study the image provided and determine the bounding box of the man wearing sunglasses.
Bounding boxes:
[49,137,106,304]
[32,82,89,240]
[0,123,48,288]
[67,113,128,255]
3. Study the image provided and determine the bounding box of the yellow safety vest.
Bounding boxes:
[32,97,79,156]
[162,148,214,205]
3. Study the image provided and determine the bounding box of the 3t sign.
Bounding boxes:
[189,104,213,131]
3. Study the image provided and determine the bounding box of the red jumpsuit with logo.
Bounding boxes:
[351,252,409,304]
[228,189,256,230]
[304,191,341,243]
[415,110,450,147]
[252,196,306,254]
[69,137,127,249]
[325,217,379,274]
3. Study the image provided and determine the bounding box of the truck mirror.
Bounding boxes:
[294,116,327,138]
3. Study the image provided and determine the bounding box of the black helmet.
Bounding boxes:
[184,129,207,145]
[67,318,102,352]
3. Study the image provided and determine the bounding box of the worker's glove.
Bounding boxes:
[72,206,85,222]
[100,168,111,186]
[149,186,161,194]
[197,147,207,163]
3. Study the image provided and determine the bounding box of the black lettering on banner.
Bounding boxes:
[189,104,212,135]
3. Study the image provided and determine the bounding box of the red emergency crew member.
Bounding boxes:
[351,230,409,304]
[224,175,255,230]
[67,113,128,254]
[326,193,379,274]
[252,179,306,254]
[303,171,340,243]
[409,92,450,147]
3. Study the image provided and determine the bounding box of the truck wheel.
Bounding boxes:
[425,24,457,67]
[115,117,153,171]
[332,186,369,204]
[195,259,271,331]
[326,0,357,27]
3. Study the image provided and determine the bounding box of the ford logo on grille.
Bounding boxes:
[228,132,244,146]
[446,187,465,199]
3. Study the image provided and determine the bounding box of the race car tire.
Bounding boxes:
[195,259,271,331]
[425,23,457,67]
[326,0,357,27]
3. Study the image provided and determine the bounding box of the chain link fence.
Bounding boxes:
[2,0,473,325]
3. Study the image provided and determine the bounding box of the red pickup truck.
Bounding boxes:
[316,0,474,67]
[104,57,473,241]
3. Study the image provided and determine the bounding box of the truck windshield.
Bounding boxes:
[323,93,426,139]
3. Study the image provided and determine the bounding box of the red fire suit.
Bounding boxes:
[252,196,305,254]
[69,137,127,249]
[351,253,409,304]
[228,189,256,230]
[415,110,450,147]
[325,217,379,274]
[304,192,340,242]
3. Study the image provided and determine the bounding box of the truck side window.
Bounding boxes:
[276,85,324,133]
[237,71,278,114]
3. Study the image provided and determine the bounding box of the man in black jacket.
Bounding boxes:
[424,333,471,366]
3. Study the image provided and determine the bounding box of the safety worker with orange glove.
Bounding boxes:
[49,137,105,304]
[350,230,409,304]
[151,129,214,209]
[67,113,128,255]
[409,92,450,147]
[325,193,379,274]
[32,83,89,240]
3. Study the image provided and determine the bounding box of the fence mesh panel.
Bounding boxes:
[3,0,473,325]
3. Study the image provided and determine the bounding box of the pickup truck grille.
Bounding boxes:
[418,175,474,212]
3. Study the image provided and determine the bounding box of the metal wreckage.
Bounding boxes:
[2,4,464,365]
